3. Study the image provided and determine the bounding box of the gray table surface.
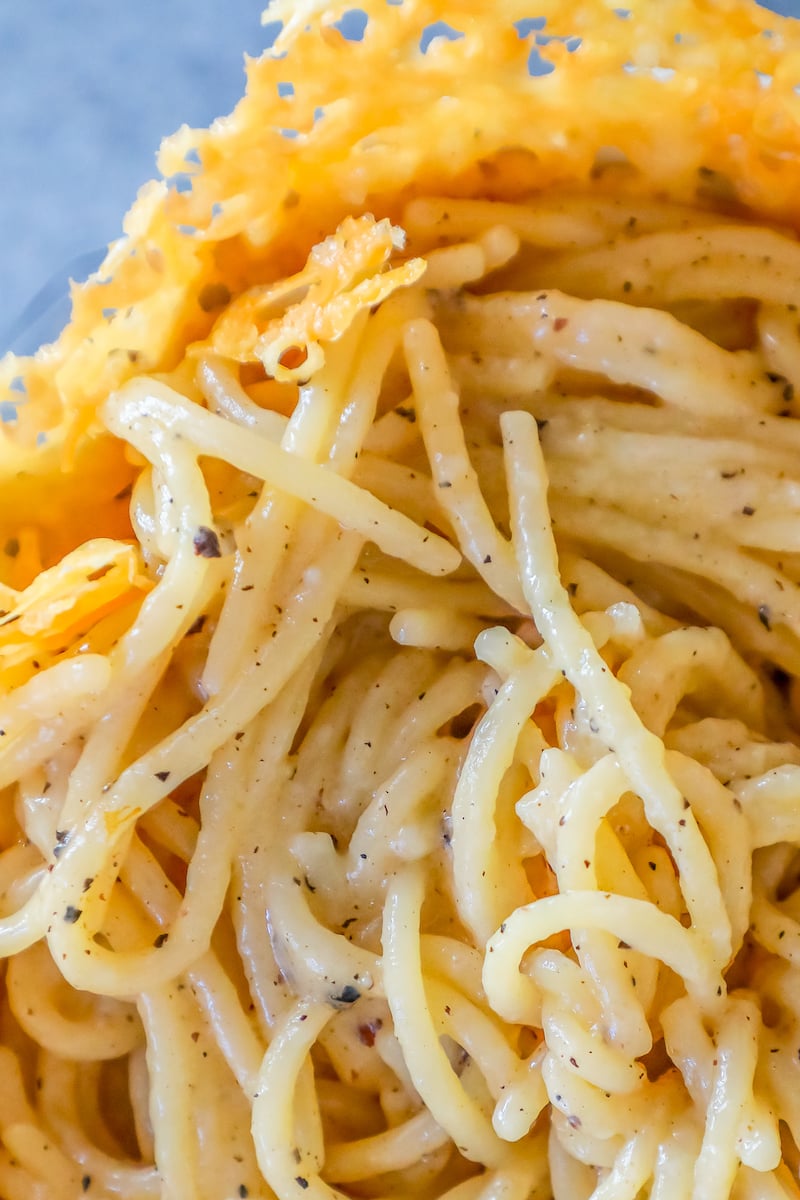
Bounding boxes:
[2,0,800,355]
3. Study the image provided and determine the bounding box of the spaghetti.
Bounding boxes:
[3,2,800,1198]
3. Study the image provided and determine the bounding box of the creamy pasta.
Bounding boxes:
[3,2,800,1198]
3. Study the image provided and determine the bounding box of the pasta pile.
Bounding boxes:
[4,2,800,1198]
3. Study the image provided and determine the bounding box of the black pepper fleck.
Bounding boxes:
[193,527,222,558]
[330,985,360,1006]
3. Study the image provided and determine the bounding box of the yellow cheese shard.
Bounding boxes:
[0,540,150,689]
[208,215,426,379]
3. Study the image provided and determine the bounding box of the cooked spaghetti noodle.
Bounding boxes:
[3,2,800,1198]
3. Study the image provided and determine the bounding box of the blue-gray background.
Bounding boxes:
[1,0,799,355]
[0,0,269,353]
